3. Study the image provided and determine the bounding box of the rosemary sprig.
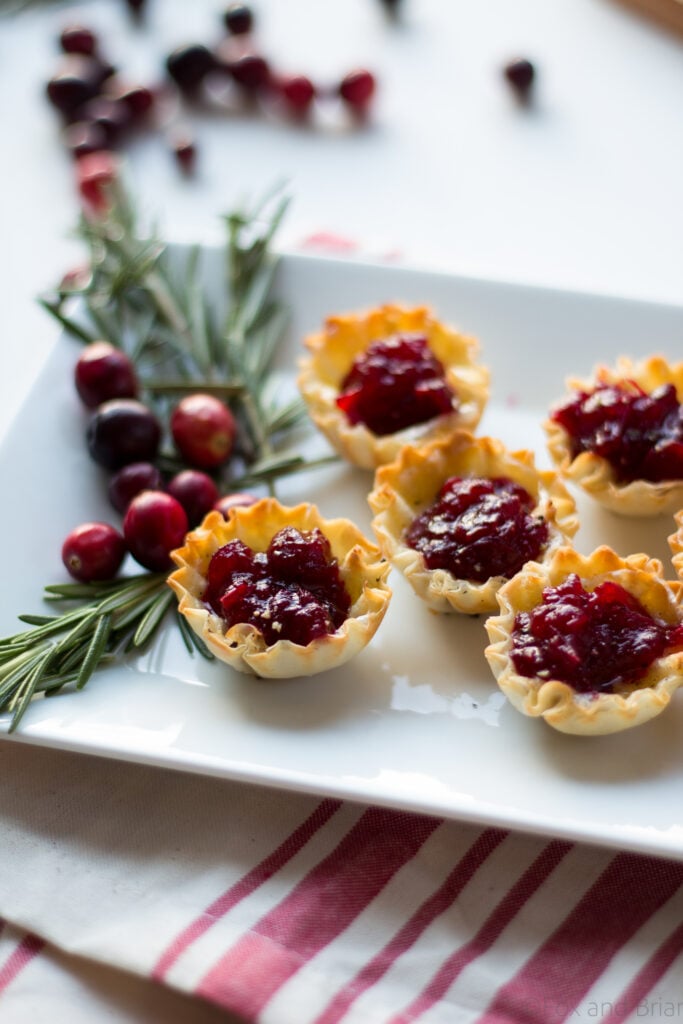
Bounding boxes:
[0,182,337,731]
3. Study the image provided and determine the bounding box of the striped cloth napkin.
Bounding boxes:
[1,740,682,1023]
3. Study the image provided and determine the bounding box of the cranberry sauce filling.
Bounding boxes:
[405,476,549,584]
[551,381,683,483]
[336,334,455,436]
[203,526,351,646]
[511,574,683,694]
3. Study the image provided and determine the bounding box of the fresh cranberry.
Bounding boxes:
[46,56,106,117]
[223,3,254,35]
[511,574,683,694]
[169,131,197,174]
[339,69,376,112]
[62,521,127,582]
[59,25,98,56]
[552,382,683,483]
[170,394,237,469]
[503,58,535,101]
[204,526,350,645]
[87,398,161,470]
[224,53,271,92]
[63,121,110,160]
[167,470,219,526]
[76,150,119,214]
[166,44,216,94]
[123,490,188,571]
[74,341,138,408]
[336,334,455,435]
[276,74,316,116]
[79,97,132,145]
[214,492,258,518]
[108,462,164,514]
[406,476,549,584]
[113,83,155,121]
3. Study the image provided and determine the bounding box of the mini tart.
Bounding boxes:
[545,354,683,517]
[368,432,579,615]
[485,545,683,736]
[297,304,490,469]
[168,499,391,679]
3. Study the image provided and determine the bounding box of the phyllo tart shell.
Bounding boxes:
[484,545,683,736]
[297,303,490,469]
[367,432,579,615]
[168,499,392,678]
[545,355,683,517]
[669,508,683,581]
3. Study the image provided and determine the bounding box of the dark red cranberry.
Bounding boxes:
[63,120,110,160]
[552,382,683,484]
[59,24,98,56]
[204,527,350,645]
[75,340,138,408]
[214,492,258,518]
[223,3,254,35]
[76,150,119,213]
[167,470,219,526]
[511,574,683,694]
[166,44,216,94]
[123,490,189,571]
[169,130,197,174]
[276,74,316,116]
[336,334,455,435]
[503,58,535,101]
[108,461,164,514]
[170,394,236,469]
[406,476,549,584]
[46,56,106,117]
[225,53,271,92]
[339,69,376,112]
[62,521,127,582]
[87,398,161,470]
[113,83,155,121]
[79,97,132,145]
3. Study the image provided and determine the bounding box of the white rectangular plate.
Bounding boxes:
[3,251,683,860]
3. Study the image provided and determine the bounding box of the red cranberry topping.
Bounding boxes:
[204,527,351,646]
[552,382,683,483]
[336,334,455,436]
[62,521,127,582]
[511,574,683,694]
[406,476,549,583]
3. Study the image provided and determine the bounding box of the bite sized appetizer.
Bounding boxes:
[298,304,489,469]
[485,545,683,736]
[168,499,391,678]
[368,432,578,615]
[545,355,683,516]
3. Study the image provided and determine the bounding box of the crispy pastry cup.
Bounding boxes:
[297,303,490,469]
[368,432,579,615]
[168,500,392,679]
[485,545,683,736]
[545,355,683,517]
[669,508,683,580]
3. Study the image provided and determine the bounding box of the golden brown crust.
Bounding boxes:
[668,508,683,581]
[297,304,490,469]
[544,355,683,517]
[484,545,683,735]
[168,499,392,678]
[368,431,579,615]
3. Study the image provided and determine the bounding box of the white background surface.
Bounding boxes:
[1,0,682,444]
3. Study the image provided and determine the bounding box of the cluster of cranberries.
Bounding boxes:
[406,476,549,583]
[62,340,256,582]
[204,526,351,646]
[336,335,455,436]
[511,574,683,694]
[164,4,377,126]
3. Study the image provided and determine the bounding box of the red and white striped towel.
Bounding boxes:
[0,741,682,1023]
